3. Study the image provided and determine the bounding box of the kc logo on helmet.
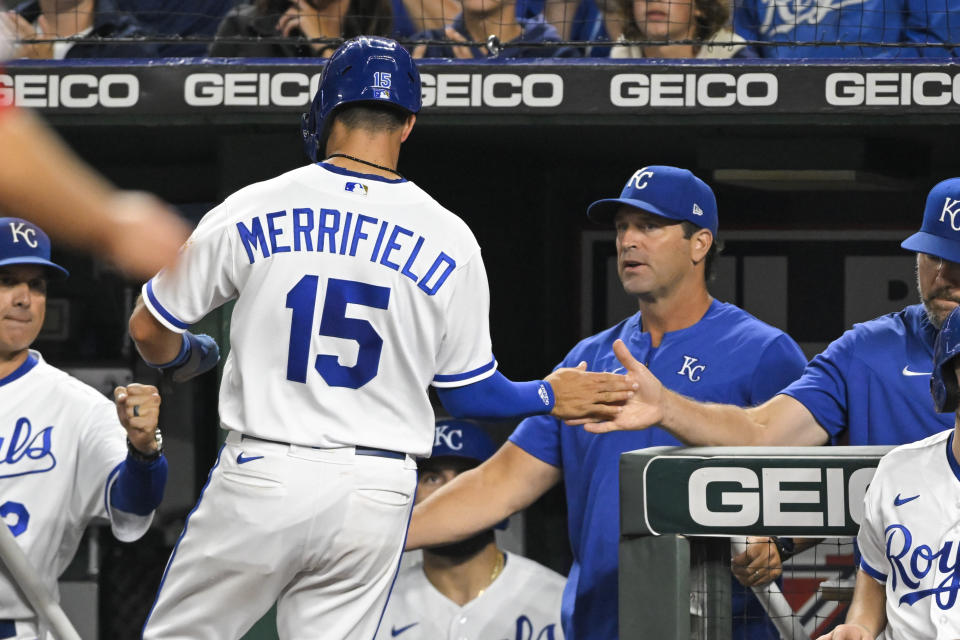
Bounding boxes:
[628,168,655,191]
[434,425,463,450]
[939,197,960,232]
[8,222,37,248]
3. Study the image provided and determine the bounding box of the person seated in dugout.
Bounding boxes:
[607,0,754,58]
[209,0,392,57]
[410,0,580,58]
[2,0,159,59]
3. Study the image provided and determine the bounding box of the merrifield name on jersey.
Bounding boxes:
[236,208,457,296]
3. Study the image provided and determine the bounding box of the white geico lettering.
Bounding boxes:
[826,72,960,107]
[0,73,138,108]
[183,72,321,107]
[420,73,563,108]
[8,222,37,248]
[610,73,777,108]
[688,466,876,528]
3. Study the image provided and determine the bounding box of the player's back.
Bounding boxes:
[145,163,495,456]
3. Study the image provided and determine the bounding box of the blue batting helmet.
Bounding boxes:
[430,420,498,463]
[301,36,421,163]
[932,306,960,412]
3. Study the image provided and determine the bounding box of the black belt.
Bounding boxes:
[240,435,405,460]
[0,620,16,639]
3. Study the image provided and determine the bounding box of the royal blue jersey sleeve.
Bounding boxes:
[779,329,855,440]
[509,413,563,468]
[749,333,808,404]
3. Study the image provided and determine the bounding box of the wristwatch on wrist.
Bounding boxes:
[771,536,796,562]
[127,429,163,463]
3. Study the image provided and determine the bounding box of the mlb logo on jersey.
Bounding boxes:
[345,182,368,196]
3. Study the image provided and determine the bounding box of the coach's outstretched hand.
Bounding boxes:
[566,339,666,433]
[545,362,636,421]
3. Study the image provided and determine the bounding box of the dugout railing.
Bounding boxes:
[619,445,893,640]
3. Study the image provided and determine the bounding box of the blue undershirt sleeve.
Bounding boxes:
[435,370,556,420]
[109,454,168,516]
[748,333,808,404]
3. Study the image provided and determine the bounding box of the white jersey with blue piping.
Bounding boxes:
[858,428,960,639]
[377,552,566,640]
[0,351,153,619]
[143,162,495,456]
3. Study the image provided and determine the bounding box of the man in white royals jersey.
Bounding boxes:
[0,217,166,640]
[819,304,960,640]
[378,420,565,640]
[128,36,630,640]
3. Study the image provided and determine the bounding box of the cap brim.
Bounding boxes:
[586,197,680,224]
[901,231,960,264]
[0,257,69,279]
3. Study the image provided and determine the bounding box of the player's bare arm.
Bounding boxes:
[129,297,183,364]
[815,570,886,640]
[406,442,561,551]
[576,339,830,446]
[114,383,161,455]
[732,537,819,587]
[545,361,637,421]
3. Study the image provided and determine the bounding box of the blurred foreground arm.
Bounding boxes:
[0,107,189,278]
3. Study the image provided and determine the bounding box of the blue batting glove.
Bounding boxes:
[169,332,220,383]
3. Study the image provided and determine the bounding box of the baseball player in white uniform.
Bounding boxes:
[378,420,565,640]
[818,303,960,640]
[127,36,630,640]
[0,217,166,640]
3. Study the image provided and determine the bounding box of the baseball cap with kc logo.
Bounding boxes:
[586,165,718,235]
[901,178,960,264]
[0,217,69,278]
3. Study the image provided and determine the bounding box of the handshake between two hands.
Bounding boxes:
[544,339,663,431]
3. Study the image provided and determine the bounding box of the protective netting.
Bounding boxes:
[0,0,956,60]
[689,537,856,640]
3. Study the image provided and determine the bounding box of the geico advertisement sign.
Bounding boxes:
[420,73,563,107]
[0,73,139,107]
[643,458,879,535]
[610,72,778,107]
[184,72,323,106]
[826,72,960,106]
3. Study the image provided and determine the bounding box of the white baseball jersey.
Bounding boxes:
[377,553,566,640]
[143,163,495,456]
[858,428,960,640]
[0,352,153,622]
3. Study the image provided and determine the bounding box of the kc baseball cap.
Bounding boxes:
[901,178,960,263]
[429,419,497,463]
[586,166,718,236]
[0,218,68,278]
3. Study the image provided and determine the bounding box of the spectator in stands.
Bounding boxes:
[209,0,391,57]
[735,0,960,57]
[608,0,753,58]
[113,0,237,57]
[411,0,580,58]
[391,0,456,37]
[2,0,159,58]
[520,0,613,56]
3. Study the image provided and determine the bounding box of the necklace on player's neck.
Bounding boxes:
[324,153,403,179]
[475,550,504,599]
